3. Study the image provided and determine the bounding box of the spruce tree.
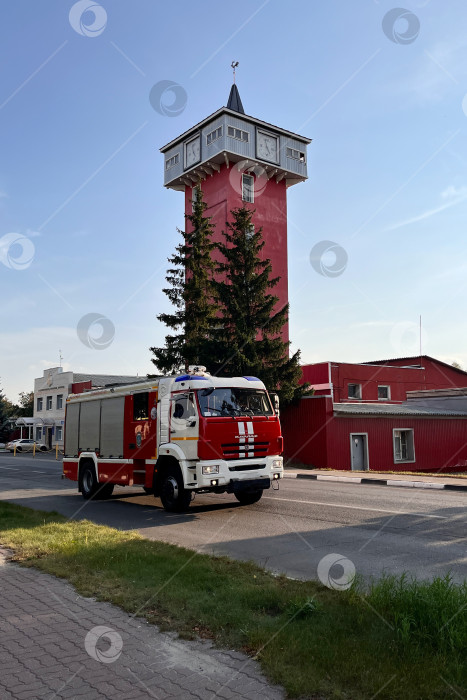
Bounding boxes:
[150,187,217,373]
[212,206,306,404]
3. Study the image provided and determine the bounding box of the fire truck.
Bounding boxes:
[62,367,283,511]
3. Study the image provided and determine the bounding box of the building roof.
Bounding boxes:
[227,83,244,114]
[361,355,467,374]
[73,373,146,387]
[333,402,467,417]
[160,107,311,153]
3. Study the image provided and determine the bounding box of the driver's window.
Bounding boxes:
[172,394,196,420]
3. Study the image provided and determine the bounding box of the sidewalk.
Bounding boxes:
[284,468,467,491]
[0,550,284,700]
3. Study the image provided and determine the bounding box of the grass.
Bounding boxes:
[1,502,466,699]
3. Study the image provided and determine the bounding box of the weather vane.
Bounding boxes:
[231,61,239,84]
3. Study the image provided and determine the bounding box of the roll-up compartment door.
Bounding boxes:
[100,397,125,458]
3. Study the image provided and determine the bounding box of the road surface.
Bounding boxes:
[0,453,466,583]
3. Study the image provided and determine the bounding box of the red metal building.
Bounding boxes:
[282,356,467,472]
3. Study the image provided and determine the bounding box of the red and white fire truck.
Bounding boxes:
[62,367,283,511]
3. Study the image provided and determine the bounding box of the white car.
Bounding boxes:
[6,439,48,452]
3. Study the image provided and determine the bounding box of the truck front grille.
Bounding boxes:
[221,441,269,460]
[228,463,266,472]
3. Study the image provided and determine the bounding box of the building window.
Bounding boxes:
[55,426,63,441]
[393,429,415,463]
[36,427,42,442]
[46,396,52,410]
[286,147,306,163]
[206,126,222,145]
[192,185,200,212]
[227,125,249,142]
[56,394,63,410]
[245,224,255,240]
[378,385,391,400]
[165,153,179,170]
[348,384,362,400]
[242,174,254,203]
[133,392,149,421]
[37,397,43,411]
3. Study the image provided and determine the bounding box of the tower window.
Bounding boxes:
[245,224,255,240]
[286,147,306,163]
[206,126,222,145]
[192,185,201,212]
[228,126,249,142]
[242,174,254,203]
[165,153,179,170]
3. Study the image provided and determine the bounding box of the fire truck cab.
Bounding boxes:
[62,367,283,511]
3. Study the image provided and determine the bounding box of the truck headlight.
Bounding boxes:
[202,465,219,475]
[272,459,283,469]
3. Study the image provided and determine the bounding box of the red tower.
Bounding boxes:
[160,84,310,344]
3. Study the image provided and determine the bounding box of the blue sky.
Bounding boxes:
[2,0,467,401]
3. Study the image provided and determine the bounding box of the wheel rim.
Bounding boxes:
[83,470,94,493]
[162,475,179,504]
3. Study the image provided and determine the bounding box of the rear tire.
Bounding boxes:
[81,464,97,499]
[160,466,191,512]
[235,489,263,506]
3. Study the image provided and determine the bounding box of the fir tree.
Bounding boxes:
[150,187,217,373]
[212,206,306,404]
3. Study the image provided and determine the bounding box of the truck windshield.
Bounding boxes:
[197,388,273,417]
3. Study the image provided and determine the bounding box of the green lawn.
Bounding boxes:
[0,501,466,699]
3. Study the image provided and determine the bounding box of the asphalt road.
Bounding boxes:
[0,452,466,584]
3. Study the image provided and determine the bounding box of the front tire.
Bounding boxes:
[235,489,263,506]
[160,466,191,512]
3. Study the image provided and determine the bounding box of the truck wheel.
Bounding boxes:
[235,489,263,506]
[160,466,191,512]
[81,464,98,500]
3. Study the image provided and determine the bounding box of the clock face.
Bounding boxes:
[184,136,201,169]
[257,130,279,163]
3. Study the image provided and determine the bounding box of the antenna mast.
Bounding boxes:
[231,60,239,84]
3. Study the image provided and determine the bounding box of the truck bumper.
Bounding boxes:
[191,455,283,490]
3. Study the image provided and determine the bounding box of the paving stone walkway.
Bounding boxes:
[0,550,285,700]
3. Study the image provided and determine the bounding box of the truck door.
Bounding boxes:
[170,392,198,460]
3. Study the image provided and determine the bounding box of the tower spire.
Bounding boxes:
[227,62,244,114]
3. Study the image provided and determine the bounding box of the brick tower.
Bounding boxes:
[160,84,310,344]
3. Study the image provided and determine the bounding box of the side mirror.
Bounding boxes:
[270,393,280,416]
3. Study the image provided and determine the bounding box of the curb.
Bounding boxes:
[283,472,467,491]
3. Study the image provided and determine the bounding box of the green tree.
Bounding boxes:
[150,187,218,373]
[16,391,34,416]
[212,206,306,404]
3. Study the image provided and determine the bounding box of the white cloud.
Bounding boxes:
[385,185,467,232]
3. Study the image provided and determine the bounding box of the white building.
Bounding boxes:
[26,367,143,449]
